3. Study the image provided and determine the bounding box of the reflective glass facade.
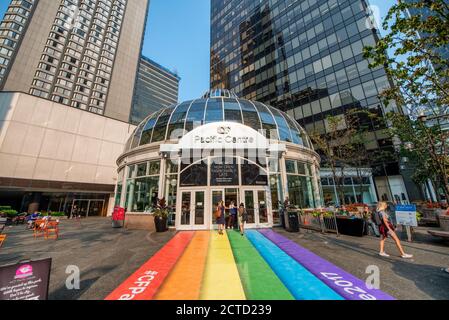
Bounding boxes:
[131,56,180,125]
[210,0,401,175]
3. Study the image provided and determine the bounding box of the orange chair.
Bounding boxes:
[0,234,6,248]
[45,221,59,240]
[33,219,47,238]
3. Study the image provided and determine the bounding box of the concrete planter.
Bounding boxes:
[439,215,449,232]
[124,213,155,231]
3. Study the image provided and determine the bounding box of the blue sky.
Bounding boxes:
[0,0,395,101]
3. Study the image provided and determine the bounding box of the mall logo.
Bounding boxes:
[15,264,33,279]
[217,126,231,135]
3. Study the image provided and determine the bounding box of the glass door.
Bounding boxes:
[243,191,256,226]
[180,192,191,227]
[177,190,207,230]
[241,189,272,228]
[194,191,205,226]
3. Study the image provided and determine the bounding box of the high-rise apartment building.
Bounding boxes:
[130,56,180,125]
[0,0,149,122]
[0,0,150,215]
[210,0,423,202]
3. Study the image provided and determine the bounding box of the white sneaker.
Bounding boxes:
[401,254,413,259]
[379,252,390,257]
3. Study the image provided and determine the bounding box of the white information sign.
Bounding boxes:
[395,205,418,227]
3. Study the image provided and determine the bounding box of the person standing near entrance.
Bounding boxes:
[238,203,248,236]
[216,201,226,235]
[227,201,237,230]
[377,202,413,259]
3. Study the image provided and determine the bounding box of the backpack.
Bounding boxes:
[372,210,383,226]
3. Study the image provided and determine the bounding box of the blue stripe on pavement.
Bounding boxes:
[246,230,344,300]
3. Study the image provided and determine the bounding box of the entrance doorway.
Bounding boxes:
[241,188,271,228]
[176,186,272,231]
[177,190,207,230]
[71,200,105,218]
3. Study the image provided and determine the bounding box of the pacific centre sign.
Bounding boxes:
[179,122,269,150]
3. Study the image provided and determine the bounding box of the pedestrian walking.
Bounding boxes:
[377,201,413,259]
[238,203,248,236]
[215,201,226,235]
[227,201,237,230]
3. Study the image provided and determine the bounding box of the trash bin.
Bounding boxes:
[112,219,124,228]
[112,206,125,229]
[287,211,299,233]
[280,209,286,229]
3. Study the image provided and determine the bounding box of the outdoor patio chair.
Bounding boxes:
[0,234,6,248]
[44,221,59,240]
[0,217,7,234]
[33,219,48,238]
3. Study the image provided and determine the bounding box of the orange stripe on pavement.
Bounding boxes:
[105,231,195,300]
[155,231,211,300]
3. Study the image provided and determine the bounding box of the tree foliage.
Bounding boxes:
[364,0,449,201]
[364,0,449,117]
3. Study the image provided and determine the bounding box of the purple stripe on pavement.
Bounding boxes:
[258,229,395,301]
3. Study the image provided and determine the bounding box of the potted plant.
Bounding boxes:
[439,209,449,232]
[153,198,169,232]
[0,206,18,226]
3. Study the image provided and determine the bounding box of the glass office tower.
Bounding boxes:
[210,0,421,202]
[131,56,180,125]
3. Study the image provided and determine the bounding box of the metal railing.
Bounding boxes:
[298,209,339,235]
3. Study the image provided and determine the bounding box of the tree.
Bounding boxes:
[311,109,383,205]
[364,0,449,201]
[364,0,449,117]
[387,112,449,200]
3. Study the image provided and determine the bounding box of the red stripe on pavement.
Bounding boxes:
[105,231,195,300]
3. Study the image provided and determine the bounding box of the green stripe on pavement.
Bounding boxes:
[227,230,295,300]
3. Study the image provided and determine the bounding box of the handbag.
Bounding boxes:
[215,207,222,219]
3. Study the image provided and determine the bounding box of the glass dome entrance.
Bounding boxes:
[124,94,313,153]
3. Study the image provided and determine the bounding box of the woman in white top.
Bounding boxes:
[377,202,413,259]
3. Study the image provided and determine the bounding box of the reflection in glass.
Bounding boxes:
[205,99,224,124]
[244,191,256,224]
[185,101,206,132]
[195,192,205,225]
[181,192,191,225]
[258,191,268,224]
[223,98,243,123]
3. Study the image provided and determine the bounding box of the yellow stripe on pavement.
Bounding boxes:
[200,231,246,300]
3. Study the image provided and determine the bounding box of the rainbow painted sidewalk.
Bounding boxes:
[106,230,394,301]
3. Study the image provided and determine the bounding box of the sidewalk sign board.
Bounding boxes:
[396,204,418,242]
[0,258,52,300]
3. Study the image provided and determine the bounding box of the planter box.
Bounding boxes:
[124,214,155,231]
[439,215,449,232]
[336,217,366,237]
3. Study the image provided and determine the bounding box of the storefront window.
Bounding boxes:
[180,161,208,187]
[286,159,316,209]
[125,161,161,212]
[165,159,179,224]
[241,160,268,186]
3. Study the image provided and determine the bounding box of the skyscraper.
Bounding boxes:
[210,0,422,202]
[0,0,149,122]
[0,0,150,215]
[131,56,180,125]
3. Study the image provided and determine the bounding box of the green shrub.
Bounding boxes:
[50,212,65,217]
[3,209,18,217]
[0,206,12,211]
